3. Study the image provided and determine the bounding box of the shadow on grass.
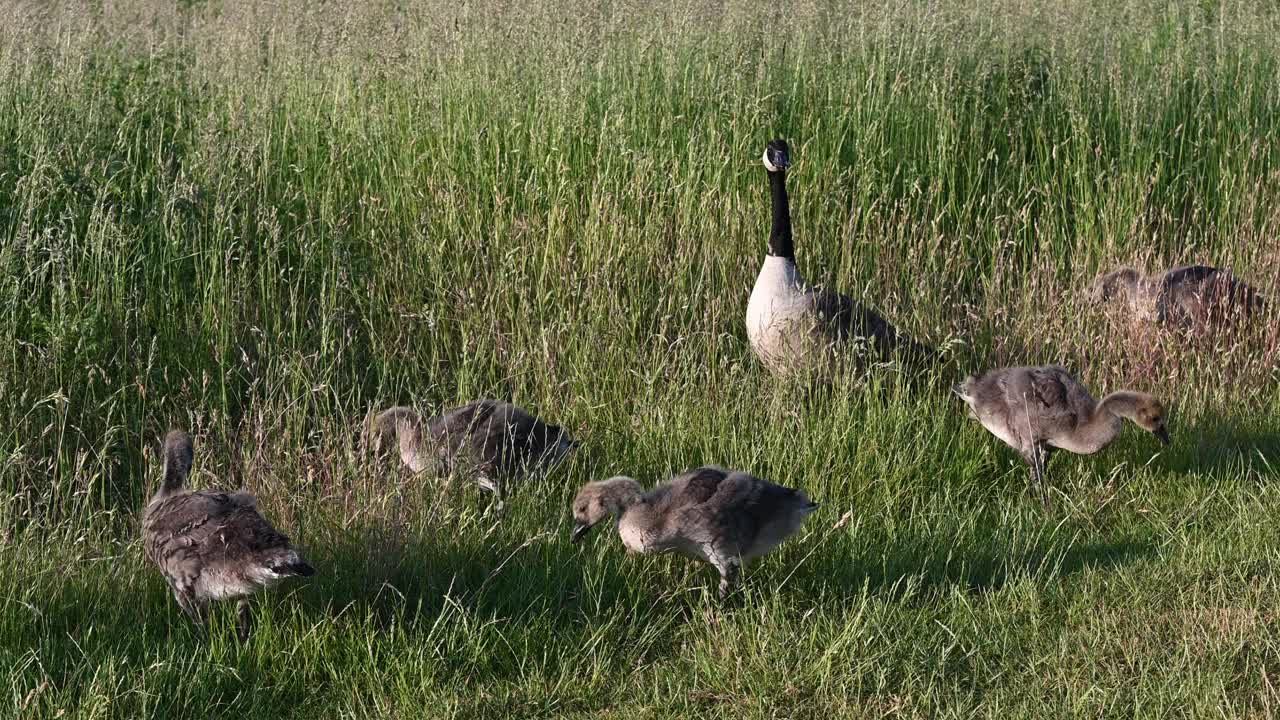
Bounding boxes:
[1163,413,1280,478]
[297,514,641,625]
[784,523,1155,604]
[298,522,492,626]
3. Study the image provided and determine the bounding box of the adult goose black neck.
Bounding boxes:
[767,169,794,259]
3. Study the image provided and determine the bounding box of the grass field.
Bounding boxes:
[3,0,1280,717]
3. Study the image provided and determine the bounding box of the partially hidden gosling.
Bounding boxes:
[369,399,577,513]
[1088,264,1265,330]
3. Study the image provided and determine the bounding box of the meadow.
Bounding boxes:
[2,0,1280,717]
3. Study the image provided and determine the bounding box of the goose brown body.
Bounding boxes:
[142,430,314,639]
[748,260,935,375]
[745,139,933,375]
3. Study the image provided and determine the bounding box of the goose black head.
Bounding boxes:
[762,139,791,173]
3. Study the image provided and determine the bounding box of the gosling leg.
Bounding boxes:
[713,554,742,600]
[236,598,253,642]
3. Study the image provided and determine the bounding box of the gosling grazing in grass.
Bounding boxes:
[142,430,314,640]
[745,138,933,376]
[369,399,577,513]
[570,466,818,598]
[1088,264,1265,330]
[955,366,1170,505]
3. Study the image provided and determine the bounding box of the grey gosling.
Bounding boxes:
[1088,264,1265,330]
[369,399,577,513]
[955,366,1170,505]
[745,138,933,375]
[142,430,314,640]
[570,466,818,598]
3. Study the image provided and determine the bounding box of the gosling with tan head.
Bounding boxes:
[1088,264,1265,330]
[570,466,818,598]
[955,366,1170,505]
[142,430,315,640]
[368,399,577,513]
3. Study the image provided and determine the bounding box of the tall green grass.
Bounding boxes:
[2,1,1279,717]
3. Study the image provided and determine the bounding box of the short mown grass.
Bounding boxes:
[2,1,1279,717]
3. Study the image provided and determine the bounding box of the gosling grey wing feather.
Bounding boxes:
[425,400,500,473]
[430,399,574,476]
[1020,366,1089,439]
[670,466,730,505]
[662,468,774,551]
[143,491,311,588]
[1157,265,1225,326]
[661,467,731,540]
[674,469,812,559]
[1158,265,1264,326]
[1160,265,1222,287]
[718,473,804,548]
[487,402,574,470]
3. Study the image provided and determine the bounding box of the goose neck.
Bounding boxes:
[767,170,794,259]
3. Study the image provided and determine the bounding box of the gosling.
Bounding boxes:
[142,430,315,640]
[369,399,577,512]
[570,466,818,598]
[955,366,1170,505]
[1088,264,1265,330]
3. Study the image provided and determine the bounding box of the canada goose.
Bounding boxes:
[745,138,933,375]
[142,430,314,640]
[1088,264,1265,330]
[955,366,1170,504]
[369,399,577,513]
[570,466,818,598]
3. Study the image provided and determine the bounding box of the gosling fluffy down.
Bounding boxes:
[369,399,577,511]
[955,365,1169,504]
[142,430,315,640]
[571,466,818,597]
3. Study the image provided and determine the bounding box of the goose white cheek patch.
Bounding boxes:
[762,149,778,172]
